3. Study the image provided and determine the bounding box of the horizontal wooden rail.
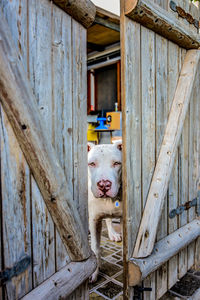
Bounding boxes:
[129,219,200,286]
[22,254,97,299]
[133,50,200,258]
[124,0,200,49]
[0,10,91,261]
[53,0,96,28]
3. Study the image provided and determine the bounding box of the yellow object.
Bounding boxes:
[106,112,121,130]
[87,123,99,143]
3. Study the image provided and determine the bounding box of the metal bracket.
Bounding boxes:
[170,1,199,30]
[134,286,152,300]
[0,255,31,286]
[169,195,200,219]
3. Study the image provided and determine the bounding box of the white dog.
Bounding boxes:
[88,142,122,282]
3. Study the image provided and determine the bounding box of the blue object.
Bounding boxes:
[96,117,109,130]
[115,200,120,207]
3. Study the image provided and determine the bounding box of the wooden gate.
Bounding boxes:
[0,1,96,299]
[121,0,200,299]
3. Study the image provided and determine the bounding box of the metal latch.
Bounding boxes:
[0,255,31,286]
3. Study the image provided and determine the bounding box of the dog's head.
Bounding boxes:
[88,142,122,198]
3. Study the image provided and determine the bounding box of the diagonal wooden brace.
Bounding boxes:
[0,10,91,261]
[133,49,200,258]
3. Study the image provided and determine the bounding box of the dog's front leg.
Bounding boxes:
[106,218,122,242]
[89,218,102,283]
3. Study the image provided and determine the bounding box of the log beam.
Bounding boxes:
[129,219,200,286]
[133,50,200,258]
[22,254,97,299]
[0,10,91,261]
[124,0,200,49]
[53,0,96,28]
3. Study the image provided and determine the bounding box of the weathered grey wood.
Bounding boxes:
[22,255,96,300]
[0,9,90,261]
[155,34,168,300]
[133,49,200,259]
[31,178,55,286]
[167,41,180,290]
[178,48,188,279]
[125,0,200,49]
[0,107,32,299]
[52,0,96,28]
[129,219,200,286]
[188,66,199,270]
[72,19,88,232]
[141,26,156,300]
[51,3,72,270]
[28,0,57,284]
[0,1,32,298]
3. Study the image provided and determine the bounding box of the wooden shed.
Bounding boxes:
[0,0,96,299]
[121,0,200,299]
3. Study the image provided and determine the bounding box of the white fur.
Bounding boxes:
[88,143,122,282]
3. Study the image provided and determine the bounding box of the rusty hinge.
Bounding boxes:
[0,255,31,286]
[170,1,199,30]
[169,192,200,219]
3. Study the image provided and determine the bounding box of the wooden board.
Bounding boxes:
[167,42,180,290]
[0,107,32,299]
[141,26,156,300]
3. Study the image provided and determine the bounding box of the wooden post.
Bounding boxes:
[133,50,200,258]
[124,0,200,49]
[22,254,97,299]
[0,10,91,261]
[53,0,96,28]
[129,219,200,286]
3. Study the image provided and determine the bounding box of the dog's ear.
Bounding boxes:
[114,140,122,151]
[87,142,94,152]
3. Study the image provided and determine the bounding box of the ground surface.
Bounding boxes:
[89,220,123,299]
[89,221,200,299]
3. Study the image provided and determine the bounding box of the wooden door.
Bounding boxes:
[121,1,200,299]
[0,1,96,299]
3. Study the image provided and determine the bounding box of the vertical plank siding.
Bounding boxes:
[0,0,88,299]
[122,1,200,297]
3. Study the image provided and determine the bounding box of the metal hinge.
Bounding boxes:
[134,286,152,300]
[169,192,200,219]
[170,1,199,30]
[0,255,31,286]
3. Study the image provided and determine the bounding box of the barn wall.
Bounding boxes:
[0,0,88,299]
[121,0,200,299]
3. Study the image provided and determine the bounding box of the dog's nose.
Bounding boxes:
[97,180,112,191]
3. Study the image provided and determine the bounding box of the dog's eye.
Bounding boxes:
[89,162,96,167]
[113,161,121,166]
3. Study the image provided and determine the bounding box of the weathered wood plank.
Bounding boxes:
[52,0,96,29]
[51,4,72,270]
[140,25,156,300]
[121,17,141,259]
[129,219,200,286]
[72,19,88,233]
[0,1,32,298]
[22,255,96,300]
[167,41,180,290]
[28,0,57,283]
[31,178,55,286]
[0,107,32,299]
[133,49,200,259]
[178,48,188,279]
[155,34,168,300]
[0,9,91,261]
[124,0,200,49]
